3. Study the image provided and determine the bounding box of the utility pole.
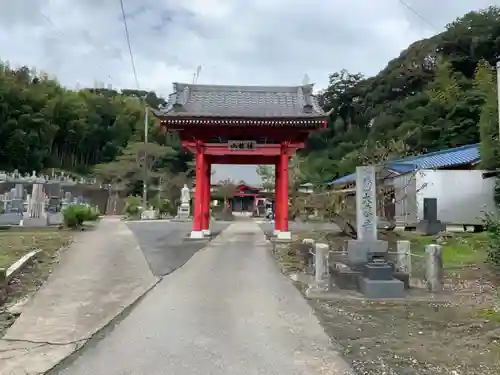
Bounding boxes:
[143,101,149,206]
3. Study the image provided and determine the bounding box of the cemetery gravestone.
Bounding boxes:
[47,196,61,213]
[28,183,46,219]
[0,185,23,225]
[417,197,445,235]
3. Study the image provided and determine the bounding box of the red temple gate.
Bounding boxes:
[154,83,326,240]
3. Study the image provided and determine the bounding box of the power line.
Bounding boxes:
[396,0,475,59]
[396,0,439,31]
[118,0,149,205]
[36,9,114,85]
[119,0,140,90]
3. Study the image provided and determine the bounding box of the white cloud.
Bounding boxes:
[0,0,495,183]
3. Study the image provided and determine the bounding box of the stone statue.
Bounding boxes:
[181,184,190,204]
[177,184,191,220]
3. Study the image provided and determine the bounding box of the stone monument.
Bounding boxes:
[331,166,405,298]
[416,197,445,235]
[28,183,46,219]
[11,185,24,213]
[177,184,191,220]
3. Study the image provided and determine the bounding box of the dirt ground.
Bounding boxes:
[0,228,73,337]
[274,230,500,375]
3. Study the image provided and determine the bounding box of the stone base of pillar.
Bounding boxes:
[189,230,205,239]
[276,231,291,241]
[273,229,281,236]
[202,229,211,236]
[305,282,329,296]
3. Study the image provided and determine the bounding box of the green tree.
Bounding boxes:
[0,62,188,176]
[474,59,499,170]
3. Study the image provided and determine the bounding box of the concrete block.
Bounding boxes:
[358,277,405,299]
[364,263,393,280]
[189,230,204,239]
[330,266,360,290]
[393,271,410,289]
[277,231,291,241]
[417,220,445,235]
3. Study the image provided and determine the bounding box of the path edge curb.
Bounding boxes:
[6,249,42,284]
[1,276,162,375]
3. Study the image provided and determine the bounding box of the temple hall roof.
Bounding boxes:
[152,83,326,119]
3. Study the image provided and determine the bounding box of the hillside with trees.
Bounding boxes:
[0,64,190,178]
[301,6,500,183]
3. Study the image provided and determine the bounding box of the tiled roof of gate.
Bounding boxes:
[328,143,480,185]
[152,83,326,118]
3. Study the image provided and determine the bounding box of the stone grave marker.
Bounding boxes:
[416,197,445,235]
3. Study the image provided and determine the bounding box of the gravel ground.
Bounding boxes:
[272,231,500,375]
[310,296,500,375]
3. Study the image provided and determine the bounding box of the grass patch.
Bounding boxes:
[477,307,500,322]
[1,228,74,336]
[397,231,488,268]
[0,229,72,269]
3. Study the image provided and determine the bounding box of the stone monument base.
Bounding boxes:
[417,219,445,235]
[276,231,291,241]
[189,230,205,240]
[346,239,388,264]
[178,203,190,220]
[393,271,410,289]
[358,277,405,299]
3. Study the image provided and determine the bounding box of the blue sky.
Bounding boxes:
[0,0,496,184]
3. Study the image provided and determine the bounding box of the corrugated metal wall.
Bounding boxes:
[393,173,417,225]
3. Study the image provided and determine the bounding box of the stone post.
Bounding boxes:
[0,268,6,304]
[396,240,411,275]
[314,242,329,285]
[299,238,315,270]
[0,268,6,286]
[425,244,443,292]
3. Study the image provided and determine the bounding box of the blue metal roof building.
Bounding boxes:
[328,143,480,185]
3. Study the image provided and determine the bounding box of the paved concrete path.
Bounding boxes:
[54,222,353,375]
[127,221,231,276]
[0,218,159,375]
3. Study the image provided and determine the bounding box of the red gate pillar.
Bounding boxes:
[190,141,205,239]
[277,142,291,240]
[202,162,211,236]
[274,162,281,235]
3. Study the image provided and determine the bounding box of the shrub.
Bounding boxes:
[123,196,142,218]
[150,198,171,216]
[483,212,500,266]
[62,204,99,228]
